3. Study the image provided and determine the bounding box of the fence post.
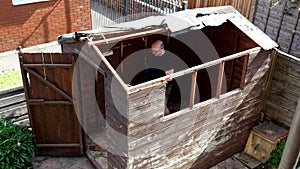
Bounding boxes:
[182,1,188,10]
[125,0,129,21]
[279,98,300,169]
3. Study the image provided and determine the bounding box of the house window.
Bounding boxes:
[12,0,49,5]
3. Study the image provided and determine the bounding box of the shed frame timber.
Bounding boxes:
[87,40,260,107]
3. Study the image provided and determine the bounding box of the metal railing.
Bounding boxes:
[91,0,187,29]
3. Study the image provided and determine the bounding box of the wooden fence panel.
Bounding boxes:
[252,0,300,57]
[19,53,83,156]
[265,51,300,127]
[189,0,254,18]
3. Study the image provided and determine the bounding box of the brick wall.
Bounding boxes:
[0,0,91,52]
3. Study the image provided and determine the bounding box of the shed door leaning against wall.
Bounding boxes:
[19,53,83,156]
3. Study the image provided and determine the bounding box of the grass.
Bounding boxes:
[0,70,22,90]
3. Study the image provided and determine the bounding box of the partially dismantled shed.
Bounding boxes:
[21,6,279,169]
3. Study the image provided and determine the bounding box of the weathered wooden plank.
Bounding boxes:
[265,102,294,127]
[245,62,270,83]
[276,52,300,64]
[60,54,75,97]
[131,114,255,158]
[247,53,271,70]
[28,100,73,105]
[276,56,300,72]
[128,92,263,142]
[44,54,61,101]
[272,70,300,87]
[128,94,164,112]
[274,65,300,80]
[23,64,73,68]
[128,83,165,101]
[191,131,250,168]
[35,143,81,148]
[269,80,300,99]
[128,103,164,123]
[267,94,297,113]
[25,68,73,102]
[131,127,251,169]
[128,86,264,137]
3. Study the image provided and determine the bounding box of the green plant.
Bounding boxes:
[268,139,300,167]
[0,118,35,169]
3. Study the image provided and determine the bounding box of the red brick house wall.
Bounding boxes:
[0,0,91,52]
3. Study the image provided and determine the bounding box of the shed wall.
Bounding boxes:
[126,49,272,168]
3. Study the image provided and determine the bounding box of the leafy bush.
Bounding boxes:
[268,139,300,167]
[0,118,35,169]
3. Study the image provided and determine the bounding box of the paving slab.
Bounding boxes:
[32,156,95,169]
[210,156,248,169]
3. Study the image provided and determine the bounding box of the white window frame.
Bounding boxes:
[12,0,50,6]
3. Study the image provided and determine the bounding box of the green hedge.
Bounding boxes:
[0,118,35,169]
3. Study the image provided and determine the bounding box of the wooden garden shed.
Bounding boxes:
[20,6,279,169]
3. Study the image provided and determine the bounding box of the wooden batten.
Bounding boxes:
[216,61,225,98]
[91,44,128,91]
[189,71,198,108]
[128,47,261,94]
[92,28,167,46]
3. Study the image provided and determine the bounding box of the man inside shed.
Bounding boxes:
[148,40,175,115]
[123,40,181,115]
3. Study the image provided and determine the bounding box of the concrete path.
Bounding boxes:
[0,41,61,75]
[32,156,95,169]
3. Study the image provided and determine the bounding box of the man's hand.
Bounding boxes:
[165,69,174,81]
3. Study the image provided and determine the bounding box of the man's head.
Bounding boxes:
[151,40,165,56]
